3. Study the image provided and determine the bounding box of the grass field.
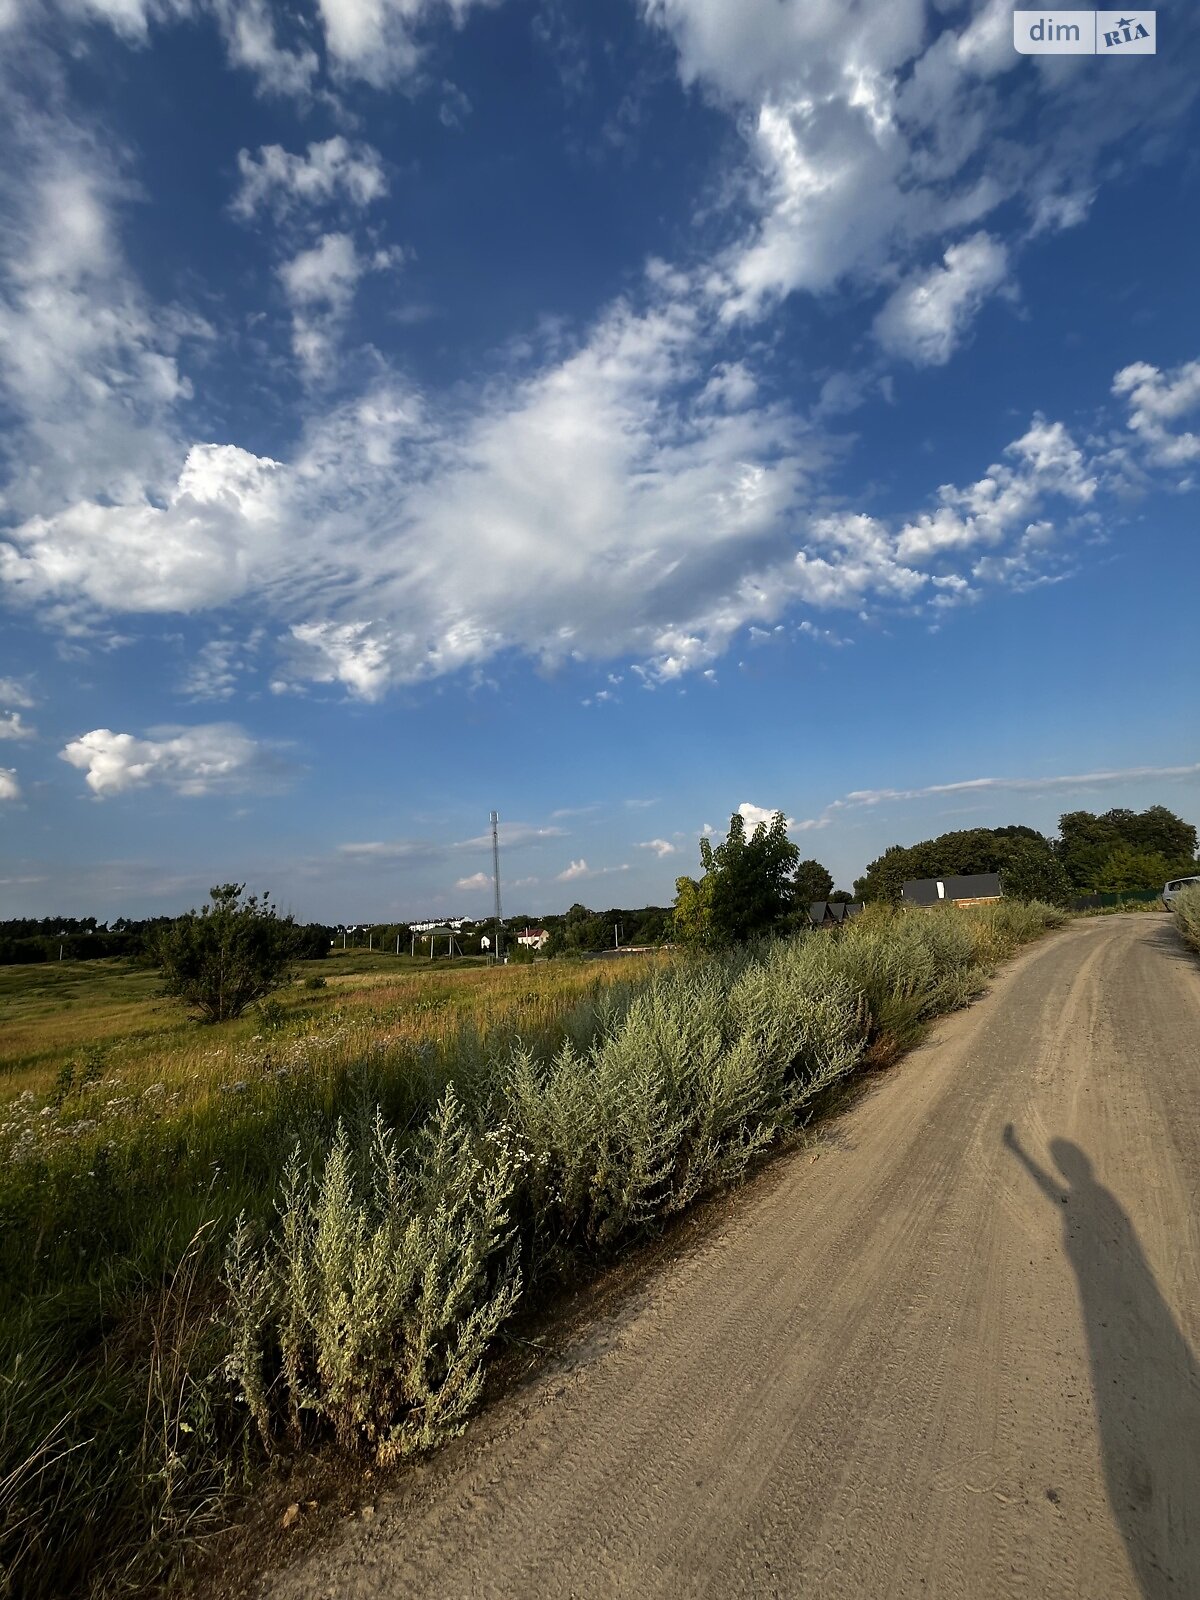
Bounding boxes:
[0,950,647,1098]
[0,906,1064,1599]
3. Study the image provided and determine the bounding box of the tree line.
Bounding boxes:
[852,804,1197,904]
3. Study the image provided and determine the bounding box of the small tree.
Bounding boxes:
[156,884,299,1022]
[792,858,834,907]
[675,812,798,948]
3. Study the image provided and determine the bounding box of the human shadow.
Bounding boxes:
[1004,1126,1200,1598]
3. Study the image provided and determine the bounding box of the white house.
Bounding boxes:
[516,927,550,950]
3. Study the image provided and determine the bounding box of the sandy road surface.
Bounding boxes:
[263,916,1200,1600]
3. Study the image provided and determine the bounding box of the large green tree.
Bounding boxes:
[674,811,799,947]
[855,826,1067,905]
[155,884,299,1022]
[1055,806,1197,891]
[792,858,835,907]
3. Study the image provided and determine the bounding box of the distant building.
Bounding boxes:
[807,901,864,926]
[901,873,1002,907]
[516,927,550,950]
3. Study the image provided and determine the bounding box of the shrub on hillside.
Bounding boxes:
[155,884,299,1023]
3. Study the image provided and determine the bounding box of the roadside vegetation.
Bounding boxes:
[1,897,1063,1599]
[1173,884,1200,956]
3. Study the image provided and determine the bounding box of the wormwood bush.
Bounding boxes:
[223,1089,520,1464]
[501,949,867,1263]
[1173,885,1200,956]
[15,901,1062,1599]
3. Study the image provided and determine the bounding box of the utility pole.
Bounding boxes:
[490,809,504,964]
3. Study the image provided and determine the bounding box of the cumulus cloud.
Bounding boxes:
[59,723,288,797]
[0,711,35,739]
[636,838,677,857]
[1,445,282,614]
[874,233,1009,366]
[2,13,1197,707]
[0,768,20,802]
[736,801,792,831]
[231,138,387,220]
[1112,359,1200,469]
[454,871,491,891]
[894,420,1095,563]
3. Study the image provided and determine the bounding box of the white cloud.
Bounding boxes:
[648,0,1199,340]
[1,445,282,614]
[789,762,1200,831]
[0,68,1189,704]
[59,723,286,797]
[314,0,493,85]
[636,838,677,858]
[337,820,564,863]
[180,631,263,701]
[1112,359,1200,468]
[874,233,1009,366]
[455,871,491,891]
[211,0,320,96]
[0,711,35,739]
[0,120,209,523]
[0,678,35,708]
[279,230,366,308]
[894,419,1095,563]
[278,232,400,377]
[555,858,629,882]
[737,801,793,832]
[231,138,387,220]
[0,768,20,802]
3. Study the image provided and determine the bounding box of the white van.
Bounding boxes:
[1162,875,1200,907]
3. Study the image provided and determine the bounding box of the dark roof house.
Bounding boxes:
[807,901,865,926]
[901,873,1002,906]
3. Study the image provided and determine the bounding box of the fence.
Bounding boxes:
[1068,889,1164,912]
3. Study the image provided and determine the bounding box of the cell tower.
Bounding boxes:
[490,809,504,962]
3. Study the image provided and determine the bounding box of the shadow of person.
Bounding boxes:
[1004,1126,1200,1598]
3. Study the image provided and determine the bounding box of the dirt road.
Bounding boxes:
[264,915,1200,1600]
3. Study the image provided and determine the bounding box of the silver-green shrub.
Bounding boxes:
[222,900,1062,1465]
[1173,884,1200,956]
[223,1089,520,1464]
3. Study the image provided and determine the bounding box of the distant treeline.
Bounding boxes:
[0,915,335,967]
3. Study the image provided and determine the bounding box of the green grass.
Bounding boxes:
[0,903,1064,1599]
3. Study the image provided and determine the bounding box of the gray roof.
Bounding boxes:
[807,901,865,925]
[901,873,1002,905]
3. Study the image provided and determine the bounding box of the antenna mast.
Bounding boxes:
[490,809,504,962]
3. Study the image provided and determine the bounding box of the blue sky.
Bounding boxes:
[1,0,1198,922]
